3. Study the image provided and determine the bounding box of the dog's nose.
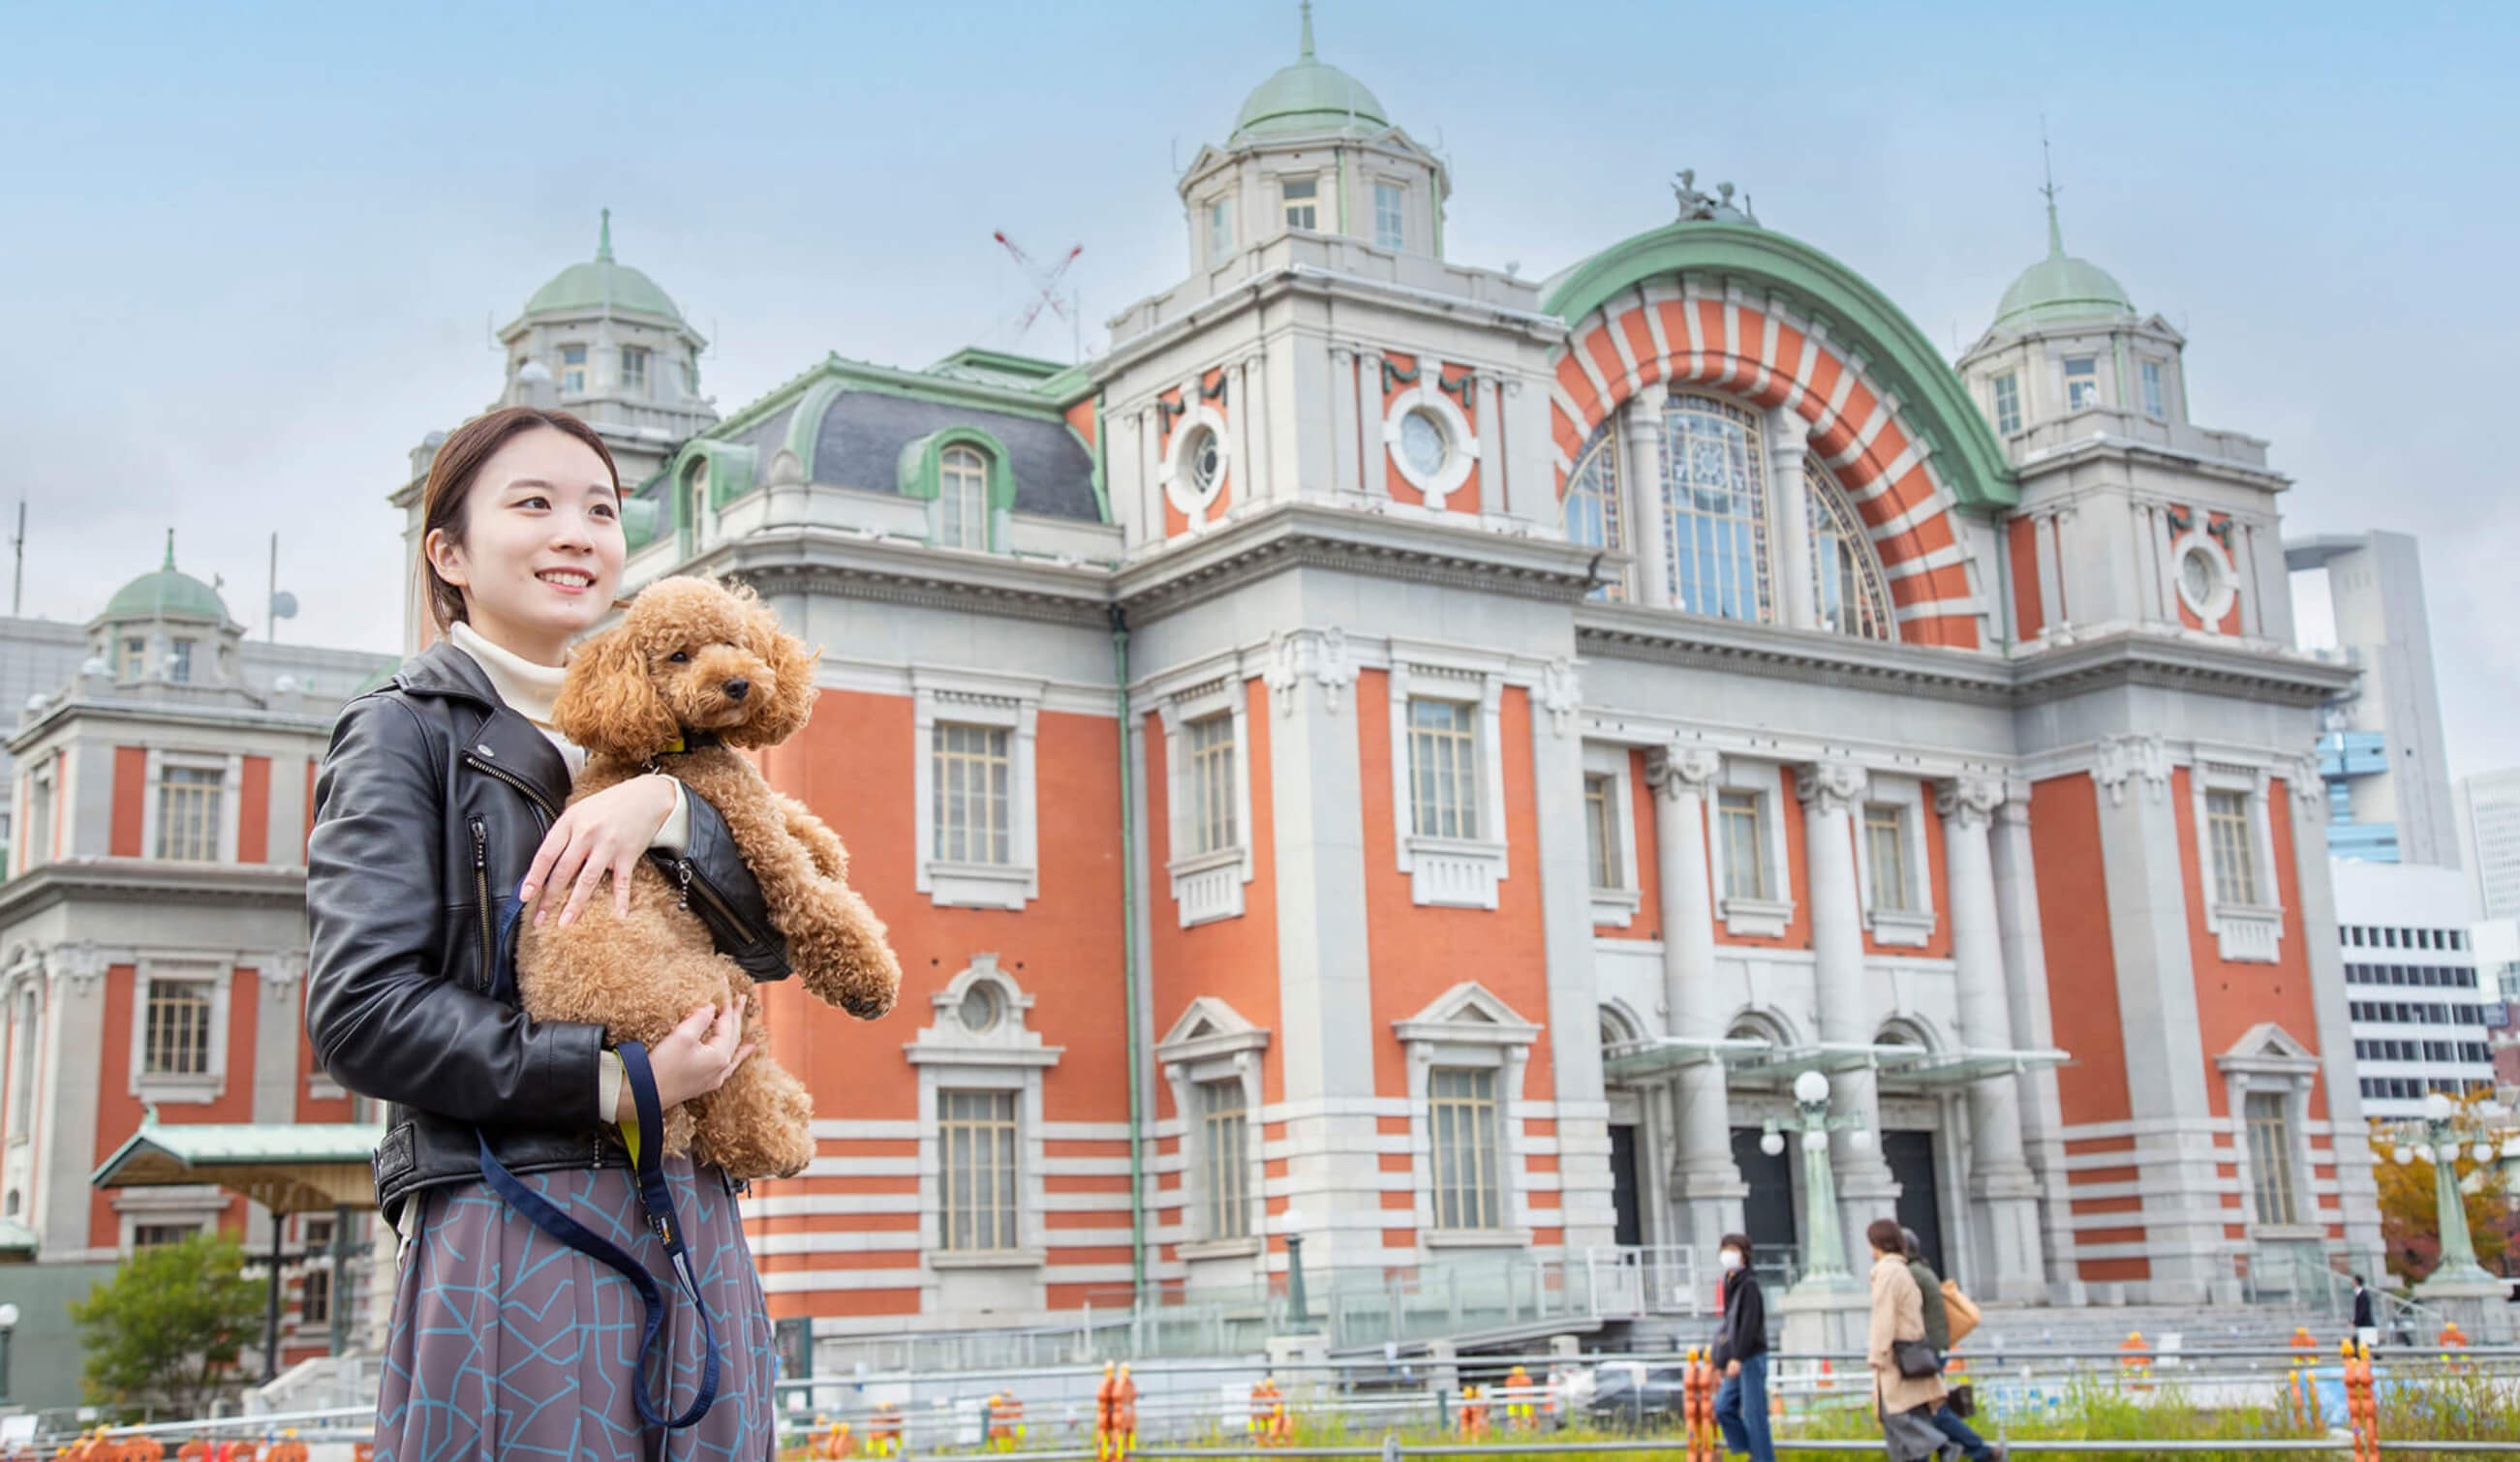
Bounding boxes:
[723,678,751,701]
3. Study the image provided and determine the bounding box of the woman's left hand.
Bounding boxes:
[520,775,682,927]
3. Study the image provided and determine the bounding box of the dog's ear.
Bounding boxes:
[722,596,819,747]
[554,622,680,758]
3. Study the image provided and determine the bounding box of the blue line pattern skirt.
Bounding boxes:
[375,1158,776,1461]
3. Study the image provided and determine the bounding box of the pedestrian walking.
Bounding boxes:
[1709,1234,1773,1462]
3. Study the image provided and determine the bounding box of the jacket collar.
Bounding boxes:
[394,639,573,810]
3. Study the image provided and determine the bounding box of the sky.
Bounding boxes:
[2,1,2512,773]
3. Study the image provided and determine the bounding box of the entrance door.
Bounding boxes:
[1732,1127,1798,1263]
[1882,1129,1948,1278]
[1609,1123,1644,1246]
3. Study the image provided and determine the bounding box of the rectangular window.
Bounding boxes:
[2205,789,2258,905]
[301,1265,331,1326]
[1373,181,1404,250]
[559,343,588,394]
[1583,775,1620,889]
[133,1223,198,1250]
[26,768,51,869]
[1281,176,1318,230]
[142,979,214,1077]
[1863,802,1911,913]
[2140,360,2166,418]
[2244,1091,2297,1225]
[2064,356,2099,411]
[1429,1066,1501,1231]
[620,346,649,395]
[1717,790,1768,900]
[1991,373,2021,436]
[938,1088,1019,1252]
[120,636,146,681]
[169,639,194,684]
[1198,1078,1248,1240]
[1187,715,1238,856]
[932,724,1011,865]
[1406,699,1478,840]
[1208,198,1234,263]
[154,764,224,862]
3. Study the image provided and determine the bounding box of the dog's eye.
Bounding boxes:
[666,651,690,663]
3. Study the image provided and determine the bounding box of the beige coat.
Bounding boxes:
[1867,1251,1947,1415]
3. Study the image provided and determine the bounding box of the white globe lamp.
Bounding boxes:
[1793,1070,1830,1106]
[1759,1131,1785,1157]
[2422,1091,2456,1122]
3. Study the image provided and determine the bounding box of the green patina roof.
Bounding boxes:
[93,1118,387,1215]
[104,530,230,623]
[522,209,684,322]
[1230,6,1388,142]
[1991,199,2134,330]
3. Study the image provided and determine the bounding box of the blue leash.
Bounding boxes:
[477,1041,722,1430]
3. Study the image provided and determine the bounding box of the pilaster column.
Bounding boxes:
[1797,759,1897,1255]
[1622,383,1671,609]
[1645,742,1743,1252]
[1356,348,1386,498]
[1936,776,2047,1301]
[1767,409,1817,630]
[1329,347,1361,500]
[1990,794,2084,1303]
[1242,349,1270,506]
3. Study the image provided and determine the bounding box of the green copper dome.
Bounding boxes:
[522,210,684,322]
[105,531,230,623]
[1230,6,1389,142]
[1991,200,2134,330]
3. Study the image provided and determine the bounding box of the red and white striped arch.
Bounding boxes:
[1551,275,1982,649]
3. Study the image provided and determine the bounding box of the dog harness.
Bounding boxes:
[477,1042,722,1430]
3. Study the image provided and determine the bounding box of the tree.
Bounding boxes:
[70,1233,265,1416]
[2370,1100,2518,1285]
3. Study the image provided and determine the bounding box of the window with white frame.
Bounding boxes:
[2218,1024,2320,1233]
[683,457,712,552]
[1561,422,1624,600]
[153,762,224,863]
[1160,674,1256,926]
[143,978,213,1077]
[2244,1089,2298,1225]
[1207,197,1234,264]
[620,345,650,397]
[1991,372,2022,435]
[2063,356,2099,411]
[2140,360,2166,419]
[1187,716,1237,856]
[119,636,147,681]
[169,638,194,684]
[1388,658,1509,908]
[1805,463,1895,641]
[559,343,588,394]
[1582,744,1642,927]
[26,763,52,869]
[1864,803,1910,912]
[1585,776,1619,890]
[1372,181,1404,250]
[913,673,1043,910]
[2191,759,2283,963]
[1852,777,1937,947]
[938,1088,1019,1252]
[1708,767,1794,937]
[133,1223,200,1250]
[1280,175,1318,230]
[938,444,990,550]
[1662,394,1773,623]
[301,1264,331,1325]
[1429,1067,1501,1232]
[1198,1079,1249,1240]
[1718,790,1767,899]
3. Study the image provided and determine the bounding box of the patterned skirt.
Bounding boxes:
[375,1157,776,1462]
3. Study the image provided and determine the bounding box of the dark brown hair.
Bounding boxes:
[1865,1218,1906,1256]
[1720,1233,1753,1263]
[416,407,621,633]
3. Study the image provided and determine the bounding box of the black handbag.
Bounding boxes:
[1946,1384,1976,1418]
[1892,1339,1943,1379]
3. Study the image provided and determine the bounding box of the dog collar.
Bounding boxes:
[643,728,723,773]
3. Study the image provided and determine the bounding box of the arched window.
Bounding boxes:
[1805,463,1896,641]
[1561,422,1624,599]
[1662,395,1772,622]
[683,457,712,551]
[938,444,989,550]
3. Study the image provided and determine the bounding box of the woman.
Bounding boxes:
[307,406,790,1459]
[1708,1234,1772,1462]
[1864,1218,1945,1462]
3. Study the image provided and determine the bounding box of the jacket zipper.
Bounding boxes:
[463,753,558,830]
[675,857,761,946]
[470,818,494,989]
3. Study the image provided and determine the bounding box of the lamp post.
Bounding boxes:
[1765,1069,1874,1295]
[2382,1092,2505,1291]
[0,1301,18,1407]
[1281,1205,1309,1330]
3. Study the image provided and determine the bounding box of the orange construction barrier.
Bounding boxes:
[1680,1349,1719,1462]
[263,1438,308,1462]
[128,1442,166,1462]
[984,1392,1025,1450]
[173,1444,208,1462]
[1093,1363,1137,1461]
[1457,1385,1489,1440]
[1504,1364,1536,1431]
[2343,1337,2380,1462]
[867,1402,903,1458]
[353,1448,375,1462]
[2119,1330,2153,1390]
[1815,1357,1835,1392]
[1247,1378,1291,1445]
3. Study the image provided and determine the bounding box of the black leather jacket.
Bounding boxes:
[304,639,789,1229]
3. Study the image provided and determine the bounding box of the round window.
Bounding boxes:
[1188,427,1222,496]
[1398,409,1449,475]
[957,983,1002,1035]
[2178,545,2221,610]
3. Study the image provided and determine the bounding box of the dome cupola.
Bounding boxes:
[520,209,685,323]
[1989,189,2134,332]
[1230,5,1390,142]
[102,530,231,624]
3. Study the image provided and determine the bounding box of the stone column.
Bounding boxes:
[1797,759,1898,1256]
[1645,743,1743,1254]
[1622,383,1672,609]
[1990,793,2085,1304]
[1767,410,1817,630]
[1936,776,2047,1302]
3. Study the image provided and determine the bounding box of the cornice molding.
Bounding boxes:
[0,861,307,923]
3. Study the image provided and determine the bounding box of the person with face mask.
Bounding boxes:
[1710,1233,1773,1462]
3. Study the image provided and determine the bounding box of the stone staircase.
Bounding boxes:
[1966,1301,2332,1355]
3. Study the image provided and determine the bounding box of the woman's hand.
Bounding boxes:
[520,775,681,927]
[618,992,757,1120]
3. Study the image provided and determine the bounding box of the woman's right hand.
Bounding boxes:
[617,991,756,1120]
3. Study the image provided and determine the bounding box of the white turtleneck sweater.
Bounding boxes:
[446,619,691,1129]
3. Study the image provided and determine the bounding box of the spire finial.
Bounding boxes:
[598,207,614,263]
[2039,122,2063,257]
[1299,0,1314,59]
[162,527,175,571]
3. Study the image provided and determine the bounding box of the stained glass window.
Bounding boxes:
[1662,395,1772,622]
[1806,463,1896,641]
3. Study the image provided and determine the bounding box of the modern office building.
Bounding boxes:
[2328,864,2497,1117]
[2458,769,2520,921]
[2286,532,2458,867]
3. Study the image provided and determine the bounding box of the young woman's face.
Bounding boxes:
[428,428,624,660]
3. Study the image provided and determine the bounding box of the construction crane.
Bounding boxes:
[993,230,1083,359]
